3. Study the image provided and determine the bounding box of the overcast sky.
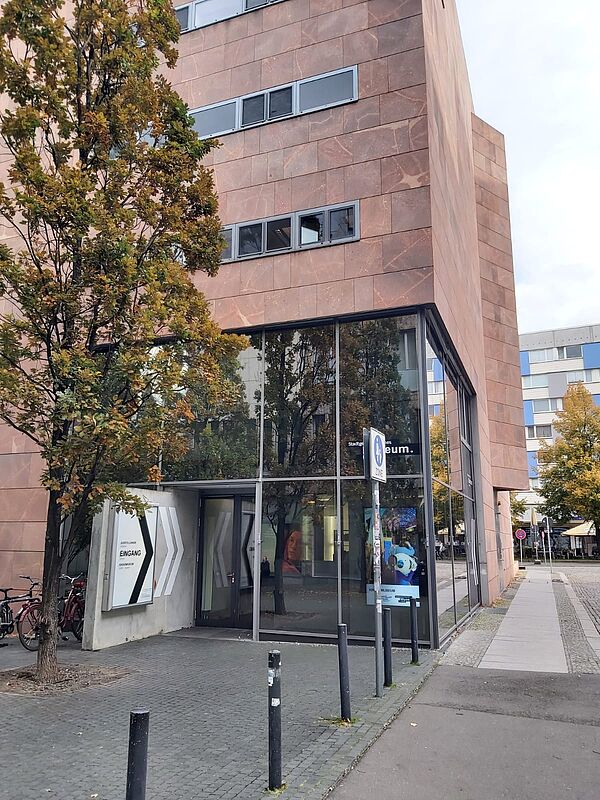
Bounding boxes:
[456,1,600,334]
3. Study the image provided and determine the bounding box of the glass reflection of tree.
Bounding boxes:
[263,327,335,615]
[163,341,260,481]
[340,319,419,475]
[429,404,450,527]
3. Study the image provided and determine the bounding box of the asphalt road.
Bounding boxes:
[332,665,600,800]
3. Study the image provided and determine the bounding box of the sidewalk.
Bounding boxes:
[332,568,600,800]
[479,569,567,672]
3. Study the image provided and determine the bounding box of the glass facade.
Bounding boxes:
[427,333,481,641]
[156,311,481,647]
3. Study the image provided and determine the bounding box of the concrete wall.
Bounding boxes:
[83,489,199,650]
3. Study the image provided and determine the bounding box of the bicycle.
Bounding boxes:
[0,577,40,647]
[17,573,86,652]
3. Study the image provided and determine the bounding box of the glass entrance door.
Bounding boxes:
[199,496,255,629]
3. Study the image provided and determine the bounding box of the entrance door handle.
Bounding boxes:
[227,572,235,584]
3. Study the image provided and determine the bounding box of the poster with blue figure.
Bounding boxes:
[365,506,421,607]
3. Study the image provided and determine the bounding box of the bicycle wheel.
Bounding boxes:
[70,600,84,642]
[0,603,13,638]
[17,602,41,651]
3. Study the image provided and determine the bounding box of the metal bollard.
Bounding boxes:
[383,608,393,687]
[409,598,419,664]
[268,650,283,791]
[126,708,149,800]
[337,624,352,721]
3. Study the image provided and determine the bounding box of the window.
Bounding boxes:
[242,94,265,127]
[523,374,548,389]
[176,1,286,34]
[175,4,190,30]
[527,425,552,439]
[266,217,292,252]
[586,368,600,383]
[567,370,585,384]
[558,345,582,360]
[238,223,263,257]
[221,202,359,262]
[192,101,237,137]
[191,66,358,139]
[428,381,444,395]
[529,348,555,364]
[300,212,324,246]
[298,68,356,113]
[221,228,233,261]
[532,398,562,413]
[269,86,293,120]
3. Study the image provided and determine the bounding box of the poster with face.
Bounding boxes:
[365,506,420,607]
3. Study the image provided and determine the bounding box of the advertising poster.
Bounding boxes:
[365,506,420,607]
[108,507,157,610]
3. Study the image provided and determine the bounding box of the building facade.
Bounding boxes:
[0,0,528,649]
[517,323,600,554]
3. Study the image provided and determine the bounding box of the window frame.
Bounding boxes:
[219,201,360,263]
[296,65,359,116]
[174,0,286,34]
[175,2,192,31]
[191,97,238,138]
[189,66,358,140]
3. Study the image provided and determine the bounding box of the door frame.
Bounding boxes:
[195,493,256,630]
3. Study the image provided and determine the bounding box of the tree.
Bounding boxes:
[538,384,600,551]
[0,0,245,681]
[510,492,527,529]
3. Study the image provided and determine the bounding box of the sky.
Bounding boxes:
[455,0,600,334]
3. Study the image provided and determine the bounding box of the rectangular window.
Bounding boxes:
[221,228,233,261]
[245,0,268,8]
[238,223,263,257]
[529,348,555,363]
[242,93,266,127]
[195,0,241,28]
[298,68,356,113]
[300,212,324,246]
[532,398,562,412]
[268,86,293,120]
[586,368,600,382]
[192,101,237,137]
[266,217,292,252]
[536,425,552,439]
[557,344,583,359]
[526,426,535,439]
[567,370,585,384]
[523,374,549,389]
[428,381,444,395]
[329,206,355,241]
[175,5,190,31]
[222,202,359,262]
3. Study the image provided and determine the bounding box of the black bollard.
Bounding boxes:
[409,598,419,664]
[125,708,149,800]
[337,624,352,721]
[268,650,283,791]
[383,608,393,687]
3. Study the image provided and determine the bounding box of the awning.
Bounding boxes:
[561,521,596,537]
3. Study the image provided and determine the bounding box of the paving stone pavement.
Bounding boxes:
[553,579,600,674]
[0,634,436,800]
[562,565,600,634]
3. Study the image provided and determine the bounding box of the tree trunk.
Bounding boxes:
[273,507,287,616]
[36,490,62,683]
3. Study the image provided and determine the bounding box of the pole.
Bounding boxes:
[383,608,393,687]
[337,624,352,721]
[268,650,282,791]
[547,515,553,574]
[409,598,419,664]
[541,528,547,565]
[125,708,149,800]
[519,537,523,565]
[372,479,384,698]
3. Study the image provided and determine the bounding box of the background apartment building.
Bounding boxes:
[517,323,600,554]
[0,0,528,650]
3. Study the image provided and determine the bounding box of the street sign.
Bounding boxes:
[369,427,387,483]
[515,529,527,541]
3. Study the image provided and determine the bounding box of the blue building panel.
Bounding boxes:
[432,358,444,382]
[594,395,600,407]
[523,400,534,426]
[583,342,600,370]
[520,351,530,376]
[527,451,538,479]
